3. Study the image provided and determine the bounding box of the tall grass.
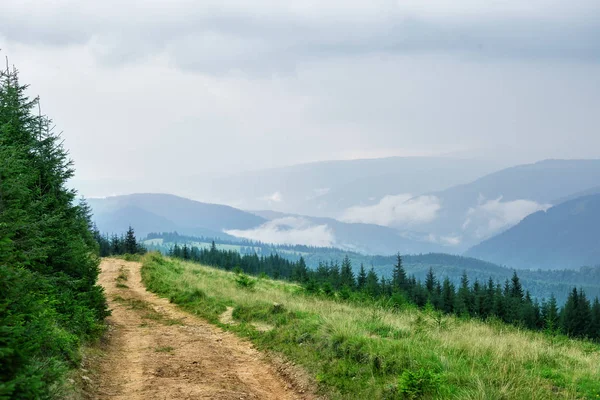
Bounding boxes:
[141,253,600,399]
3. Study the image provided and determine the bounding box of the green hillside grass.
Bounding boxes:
[141,253,600,399]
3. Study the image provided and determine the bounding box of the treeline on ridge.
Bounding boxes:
[94,225,146,257]
[146,231,337,254]
[169,243,600,342]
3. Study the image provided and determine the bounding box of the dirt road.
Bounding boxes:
[90,258,309,400]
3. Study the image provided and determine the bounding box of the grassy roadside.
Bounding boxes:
[141,253,600,399]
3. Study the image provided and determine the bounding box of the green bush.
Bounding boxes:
[235,273,256,289]
[397,368,444,399]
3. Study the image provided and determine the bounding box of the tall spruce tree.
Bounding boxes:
[340,255,356,289]
[392,253,407,292]
[0,62,108,398]
[542,294,560,333]
[357,264,367,291]
[365,267,380,297]
[124,225,139,254]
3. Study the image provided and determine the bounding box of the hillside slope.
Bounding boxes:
[466,194,600,269]
[144,233,600,303]
[142,254,600,399]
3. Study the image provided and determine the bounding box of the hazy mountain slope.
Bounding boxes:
[436,159,600,204]
[178,156,507,216]
[89,193,265,238]
[248,210,447,255]
[552,185,600,205]
[406,159,600,251]
[296,157,508,216]
[466,194,600,269]
[93,205,180,236]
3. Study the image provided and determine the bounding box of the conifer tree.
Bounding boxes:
[441,277,455,314]
[340,255,356,289]
[510,271,524,301]
[293,256,309,283]
[455,271,471,316]
[392,253,407,292]
[124,225,138,254]
[0,62,108,397]
[542,294,560,333]
[365,267,379,297]
[357,263,367,290]
[561,288,591,338]
[425,267,437,293]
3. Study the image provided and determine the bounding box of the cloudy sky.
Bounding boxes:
[2,0,600,184]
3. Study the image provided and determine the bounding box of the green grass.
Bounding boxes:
[112,295,183,326]
[141,253,600,399]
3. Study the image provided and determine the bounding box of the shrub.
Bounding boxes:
[397,368,443,399]
[235,273,256,289]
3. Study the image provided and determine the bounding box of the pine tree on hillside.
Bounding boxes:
[542,294,560,333]
[455,271,471,316]
[340,255,356,289]
[329,262,341,290]
[561,288,591,338]
[392,253,407,292]
[293,256,309,283]
[441,277,455,314]
[425,267,437,293]
[510,271,524,301]
[365,267,380,297]
[357,264,367,291]
[125,225,138,254]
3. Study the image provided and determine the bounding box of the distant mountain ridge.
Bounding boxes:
[88,193,265,238]
[466,193,600,269]
[88,193,445,254]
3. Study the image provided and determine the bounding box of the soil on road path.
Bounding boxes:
[90,258,310,400]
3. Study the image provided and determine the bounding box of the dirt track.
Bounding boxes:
[91,258,309,400]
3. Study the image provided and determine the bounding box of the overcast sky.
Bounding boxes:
[2,0,600,183]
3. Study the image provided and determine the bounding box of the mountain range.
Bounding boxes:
[88,158,600,270]
[466,193,600,269]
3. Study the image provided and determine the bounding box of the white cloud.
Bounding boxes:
[341,194,441,227]
[420,233,462,246]
[463,196,551,238]
[260,191,283,203]
[440,235,462,246]
[225,217,335,247]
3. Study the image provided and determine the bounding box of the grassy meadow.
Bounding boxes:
[141,253,600,399]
